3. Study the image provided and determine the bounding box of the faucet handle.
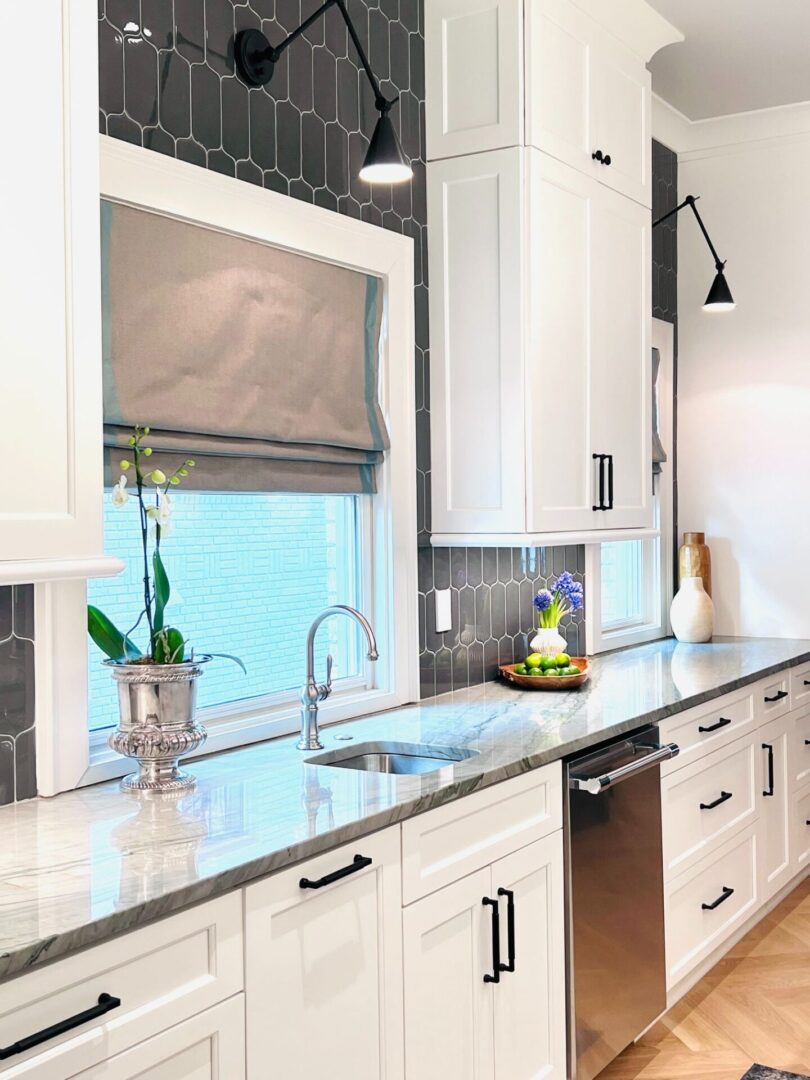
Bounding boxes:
[317,654,334,701]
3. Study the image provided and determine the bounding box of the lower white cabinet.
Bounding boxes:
[402,832,566,1080]
[70,997,245,1080]
[245,827,404,1080]
[793,784,810,874]
[759,716,792,900]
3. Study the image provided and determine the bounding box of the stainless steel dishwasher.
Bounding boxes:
[565,728,679,1080]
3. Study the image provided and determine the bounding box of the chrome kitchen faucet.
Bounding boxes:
[299,605,379,751]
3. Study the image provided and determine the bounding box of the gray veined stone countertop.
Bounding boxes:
[1,635,809,982]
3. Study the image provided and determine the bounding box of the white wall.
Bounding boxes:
[677,124,810,637]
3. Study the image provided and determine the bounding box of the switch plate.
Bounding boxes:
[435,589,452,633]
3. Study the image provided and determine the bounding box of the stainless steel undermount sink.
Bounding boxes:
[306,741,478,776]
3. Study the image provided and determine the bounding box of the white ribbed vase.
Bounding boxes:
[529,625,568,657]
[670,576,714,643]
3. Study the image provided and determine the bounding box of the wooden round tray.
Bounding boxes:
[500,657,589,690]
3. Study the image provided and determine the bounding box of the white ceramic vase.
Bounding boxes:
[529,625,568,657]
[670,576,714,643]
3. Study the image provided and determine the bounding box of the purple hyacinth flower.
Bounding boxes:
[533,589,553,611]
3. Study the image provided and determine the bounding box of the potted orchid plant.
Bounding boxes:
[88,424,244,794]
[530,571,584,658]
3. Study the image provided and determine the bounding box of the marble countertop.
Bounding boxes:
[1,635,809,981]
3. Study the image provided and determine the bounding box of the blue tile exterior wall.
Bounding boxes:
[0,586,36,806]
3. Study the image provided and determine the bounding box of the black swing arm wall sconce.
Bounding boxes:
[653,194,735,312]
[234,0,412,185]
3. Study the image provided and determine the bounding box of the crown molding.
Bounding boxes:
[653,92,810,158]
[571,0,683,62]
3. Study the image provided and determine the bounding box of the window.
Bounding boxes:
[87,492,366,737]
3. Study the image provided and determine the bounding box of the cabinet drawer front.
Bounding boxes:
[756,673,791,722]
[793,784,810,873]
[789,660,810,710]
[790,706,810,789]
[666,827,759,989]
[662,737,757,880]
[659,690,755,775]
[0,894,243,1078]
[401,765,562,904]
[70,996,245,1080]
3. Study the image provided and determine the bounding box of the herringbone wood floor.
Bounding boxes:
[598,876,810,1079]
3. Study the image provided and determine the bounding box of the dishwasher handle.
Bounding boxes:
[569,742,679,795]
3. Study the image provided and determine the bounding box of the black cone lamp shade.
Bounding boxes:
[703,268,736,312]
[360,111,413,185]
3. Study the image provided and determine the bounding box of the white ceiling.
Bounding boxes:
[646,0,810,121]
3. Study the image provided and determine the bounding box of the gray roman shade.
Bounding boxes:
[652,347,667,476]
[101,200,389,494]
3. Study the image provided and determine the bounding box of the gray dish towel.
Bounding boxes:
[741,1067,810,1079]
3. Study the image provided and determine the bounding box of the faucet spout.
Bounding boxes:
[298,605,379,751]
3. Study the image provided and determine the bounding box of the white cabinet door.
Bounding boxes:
[590,34,651,208]
[491,833,567,1080]
[589,181,652,530]
[525,151,600,533]
[425,0,523,160]
[403,867,495,1080]
[759,716,792,901]
[0,0,103,562]
[70,997,245,1080]
[245,829,403,1080]
[525,0,596,178]
[428,149,526,535]
[792,783,810,875]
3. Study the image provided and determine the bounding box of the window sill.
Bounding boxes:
[0,555,124,586]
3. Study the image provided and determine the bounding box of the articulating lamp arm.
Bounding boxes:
[653,195,726,272]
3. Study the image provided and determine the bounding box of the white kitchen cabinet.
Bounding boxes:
[245,828,404,1080]
[0,0,104,565]
[792,783,810,875]
[403,832,566,1080]
[429,147,651,539]
[70,997,245,1080]
[758,716,793,901]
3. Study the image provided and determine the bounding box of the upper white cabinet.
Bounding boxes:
[428,147,651,539]
[427,0,679,209]
[0,1,104,566]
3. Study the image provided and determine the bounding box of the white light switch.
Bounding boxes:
[435,589,452,633]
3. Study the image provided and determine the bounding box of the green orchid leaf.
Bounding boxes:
[88,606,142,662]
[152,548,170,634]
[165,627,185,664]
[207,652,247,674]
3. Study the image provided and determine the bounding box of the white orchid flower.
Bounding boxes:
[146,489,172,528]
[111,475,129,507]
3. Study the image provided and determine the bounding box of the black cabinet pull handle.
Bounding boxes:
[592,149,604,162]
[606,454,614,510]
[803,680,810,686]
[763,742,775,797]
[700,790,733,811]
[482,896,501,984]
[497,888,516,973]
[698,716,732,734]
[592,453,607,511]
[764,690,788,703]
[603,153,612,166]
[300,854,371,890]
[702,886,735,911]
[805,740,810,746]
[0,993,121,1061]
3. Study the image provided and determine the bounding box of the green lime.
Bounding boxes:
[513,663,527,675]
[539,655,557,670]
[562,665,581,676]
[543,668,558,676]
[525,653,543,669]
[554,653,571,668]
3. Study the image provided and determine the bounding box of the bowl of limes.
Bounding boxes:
[500,652,589,690]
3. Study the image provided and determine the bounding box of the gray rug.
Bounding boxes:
[742,1068,810,1080]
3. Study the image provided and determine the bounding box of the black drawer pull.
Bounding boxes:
[497,888,516,974]
[763,743,775,797]
[698,716,732,734]
[702,886,734,911]
[803,680,810,686]
[300,854,371,890]
[805,740,810,747]
[700,790,733,811]
[592,453,607,511]
[606,454,614,510]
[764,690,788,703]
[0,993,121,1061]
[482,896,501,984]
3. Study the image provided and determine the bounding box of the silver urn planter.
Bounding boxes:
[105,657,210,793]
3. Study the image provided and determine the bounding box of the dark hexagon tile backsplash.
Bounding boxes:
[0,586,36,806]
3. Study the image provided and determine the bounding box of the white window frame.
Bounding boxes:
[585,318,675,654]
[35,136,419,795]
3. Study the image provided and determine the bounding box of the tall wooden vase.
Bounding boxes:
[679,531,712,597]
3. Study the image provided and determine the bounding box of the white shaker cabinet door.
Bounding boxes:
[589,181,652,530]
[425,0,523,160]
[245,828,404,1080]
[491,832,567,1080]
[590,34,651,208]
[525,151,600,534]
[403,867,495,1080]
[428,149,526,535]
[759,716,793,901]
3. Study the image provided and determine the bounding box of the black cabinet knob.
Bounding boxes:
[592,149,603,162]
[603,153,612,166]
